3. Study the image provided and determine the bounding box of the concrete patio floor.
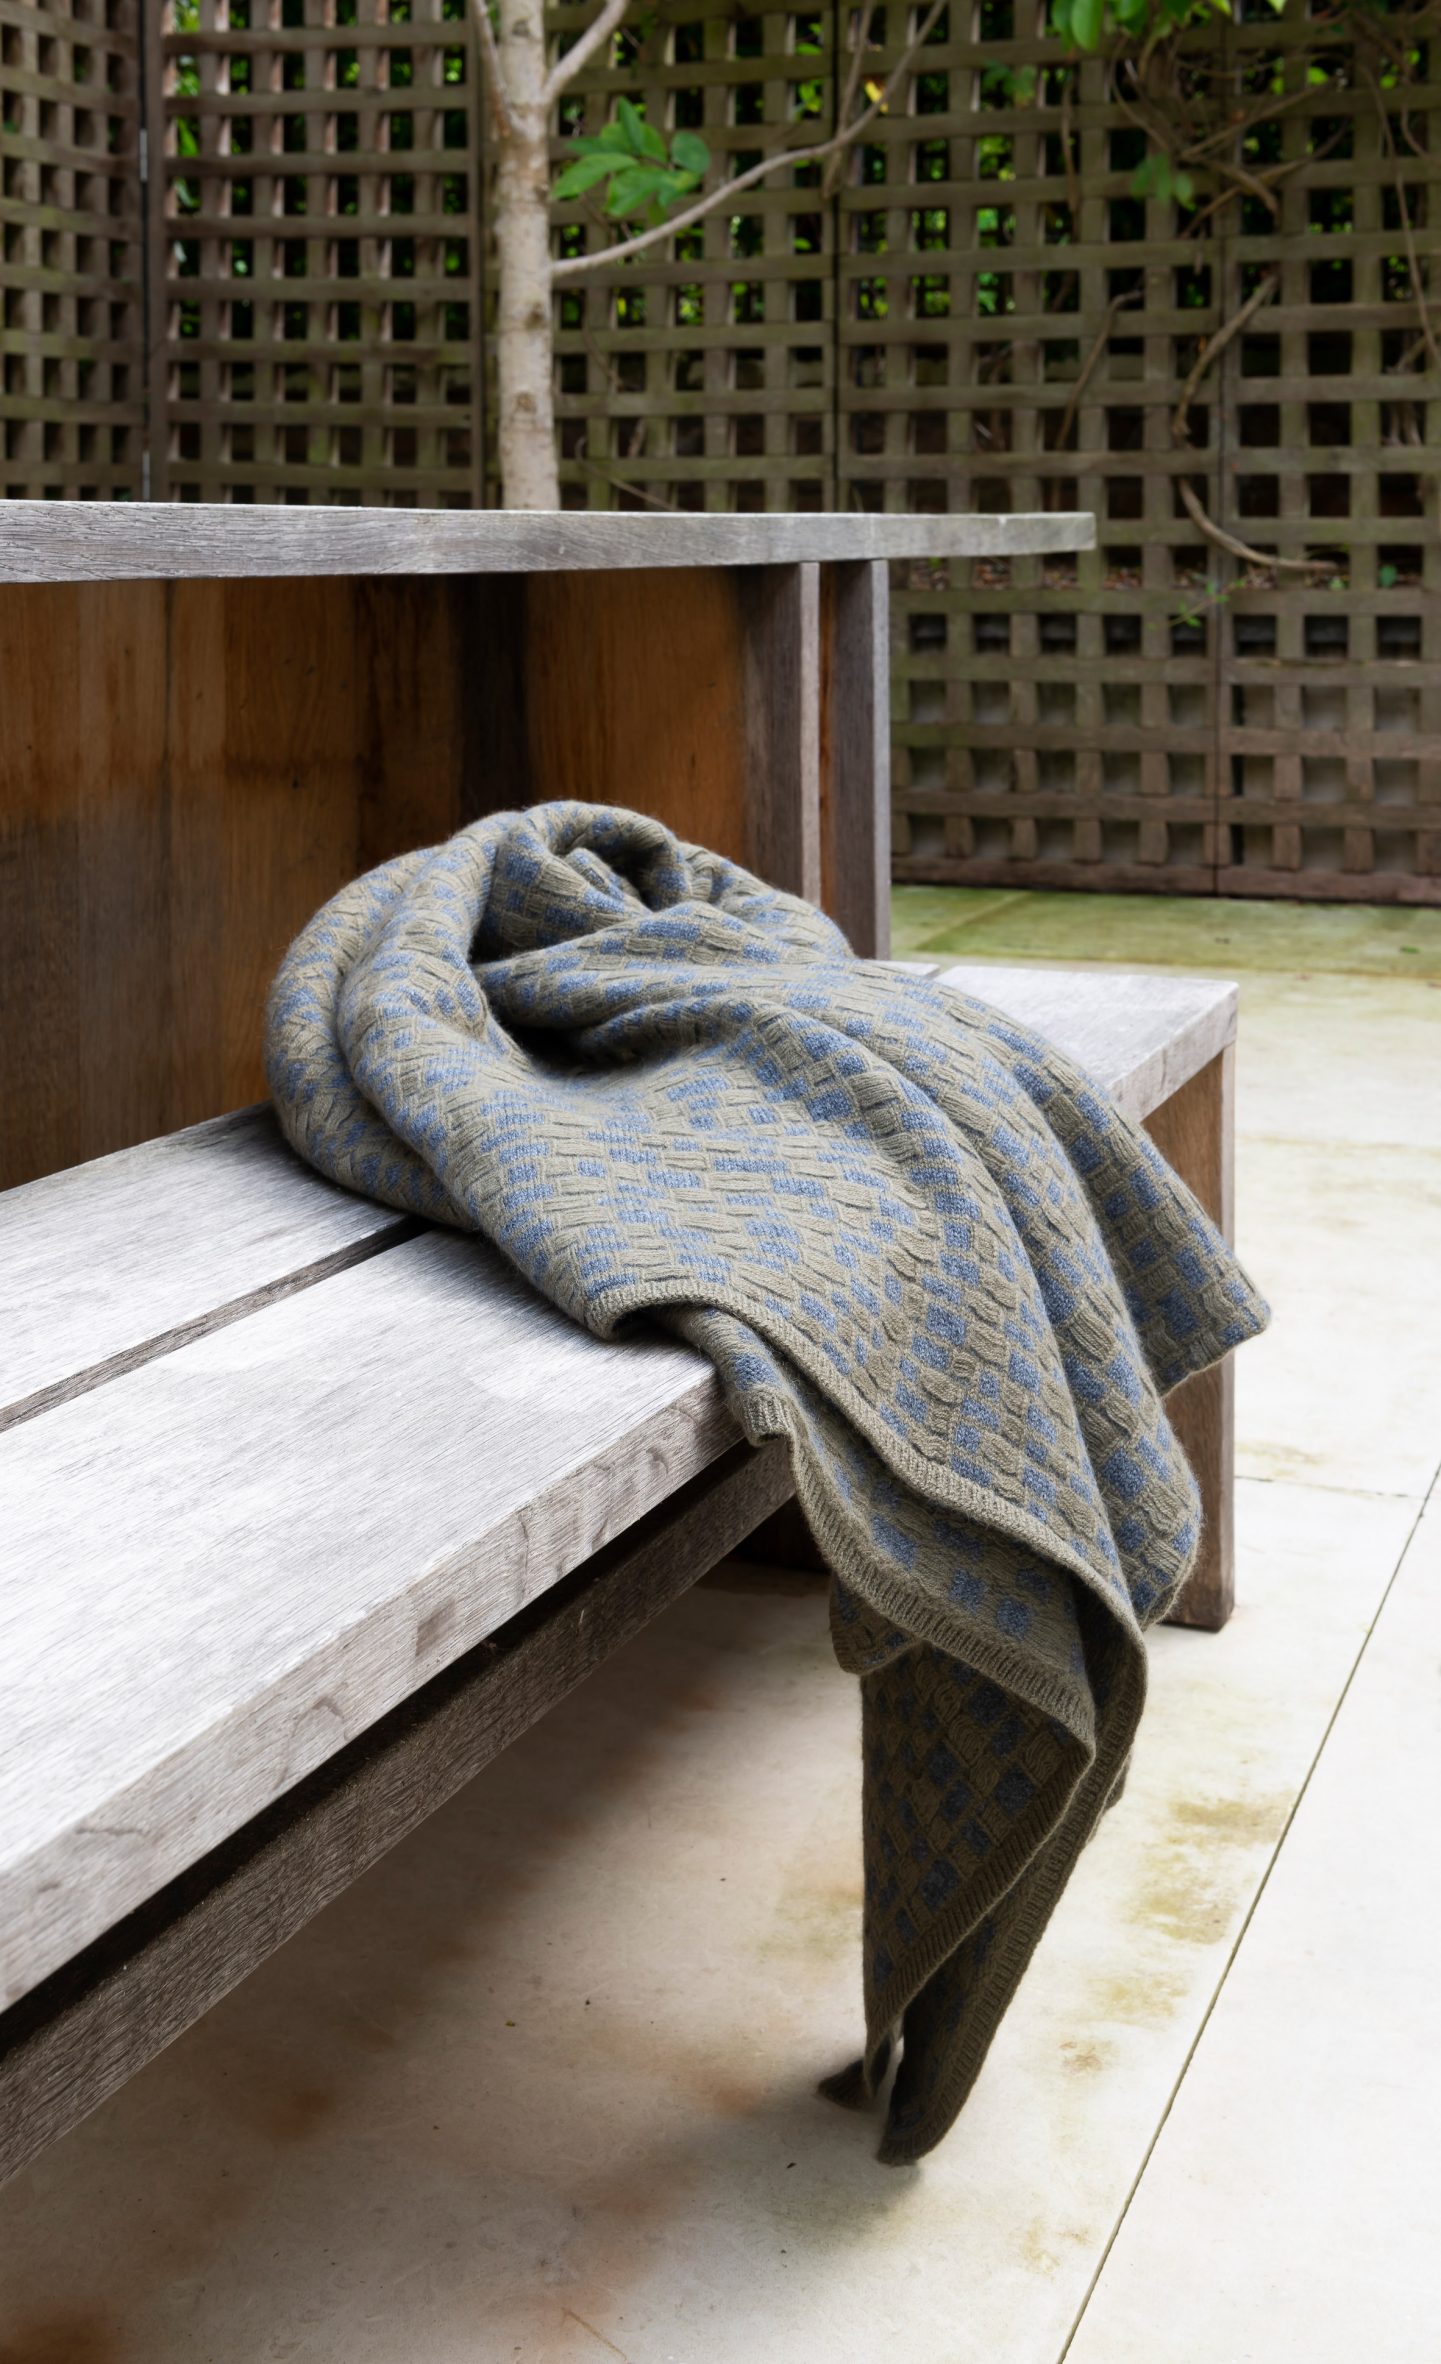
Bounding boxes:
[1,891,1438,2363]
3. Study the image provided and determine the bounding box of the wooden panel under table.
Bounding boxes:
[0,559,884,1189]
[0,574,478,1189]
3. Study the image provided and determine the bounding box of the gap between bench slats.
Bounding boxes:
[0,968,1235,1433]
[0,1106,412,1431]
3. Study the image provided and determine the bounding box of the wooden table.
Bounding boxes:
[0,502,1092,1192]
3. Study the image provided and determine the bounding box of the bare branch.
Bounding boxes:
[821,2,876,203]
[574,448,680,510]
[1177,481,1331,578]
[1051,288,1142,457]
[1171,270,1278,445]
[543,0,632,107]
[1168,270,1326,578]
[552,0,948,285]
[469,0,515,139]
[1359,57,1441,376]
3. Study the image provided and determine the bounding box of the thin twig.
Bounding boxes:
[1171,269,1278,444]
[1052,288,1142,456]
[1060,68,1080,225]
[552,0,950,284]
[1169,270,1327,576]
[469,0,515,139]
[1177,480,1329,577]
[573,445,679,509]
[579,322,648,458]
[543,0,632,106]
[822,1,877,203]
[1359,57,1441,375]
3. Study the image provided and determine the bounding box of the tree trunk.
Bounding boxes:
[493,0,560,510]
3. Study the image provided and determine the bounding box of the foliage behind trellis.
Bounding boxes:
[1,0,1437,900]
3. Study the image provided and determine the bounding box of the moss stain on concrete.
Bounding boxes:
[892,887,1441,978]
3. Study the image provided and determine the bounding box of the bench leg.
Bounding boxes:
[1144,1044,1237,1633]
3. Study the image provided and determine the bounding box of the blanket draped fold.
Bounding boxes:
[266,800,1266,2164]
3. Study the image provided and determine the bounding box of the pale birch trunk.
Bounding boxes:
[491,0,561,509]
[477,0,924,510]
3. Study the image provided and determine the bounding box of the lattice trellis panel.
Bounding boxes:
[148,0,484,504]
[859,2,1228,890]
[869,0,1439,900]
[550,0,839,511]
[1,0,145,497]
[1214,5,1441,897]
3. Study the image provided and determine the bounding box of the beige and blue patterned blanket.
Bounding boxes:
[266,801,1266,2163]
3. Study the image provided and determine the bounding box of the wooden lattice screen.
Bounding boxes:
[1,0,145,496]
[4,0,1439,900]
[148,0,484,504]
[873,1,1441,899]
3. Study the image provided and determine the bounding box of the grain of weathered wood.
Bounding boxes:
[0,574,527,1188]
[1144,1046,1237,1632]
[0,1106,411,1431]
[0,1437,793,2189]
[0,503,1096,585]
[0,1230,738,2012]
[522,567,752,869]
[0,583,170,1188]
[821,559,891,960]
[0,574,498,1188]
[741,563,822,902]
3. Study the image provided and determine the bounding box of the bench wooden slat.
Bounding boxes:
[0,1437,794,2189]
[0,501,1095,585]
[926,963,1237,1124]
[0,1107,407,1431]
[0,1231,735,2012]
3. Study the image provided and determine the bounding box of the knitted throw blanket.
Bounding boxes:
[266,800,1267,2164]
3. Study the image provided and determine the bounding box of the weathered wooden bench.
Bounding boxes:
[0,956,1237,2189]
[0,500,1241,2190]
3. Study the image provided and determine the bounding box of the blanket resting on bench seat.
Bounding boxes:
[266,800,1267,2165]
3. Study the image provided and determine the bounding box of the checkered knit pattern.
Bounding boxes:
[266,802,1267,2163]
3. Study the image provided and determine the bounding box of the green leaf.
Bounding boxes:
[670,128,710,176]
[553,152,621,200]
[598,119,633,152]
[605,163,670,217]
[1379,562,1399,588]
[1174,167,1195,202]
[617,97,666,162]
[1070,0,1105,50]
